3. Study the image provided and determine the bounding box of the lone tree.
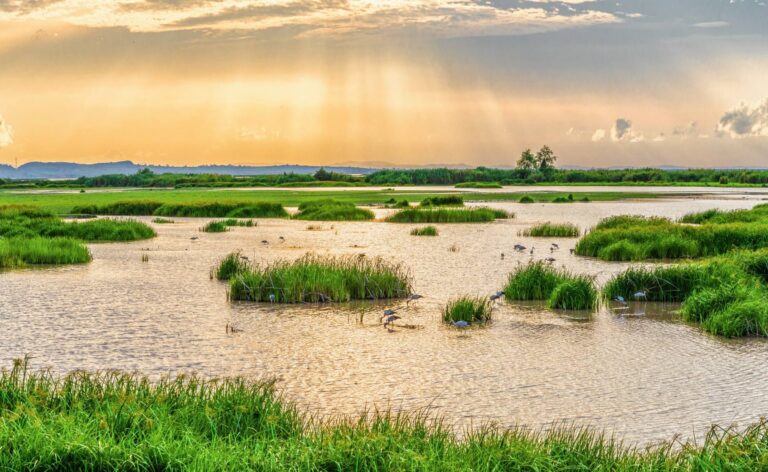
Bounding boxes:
[516,149,537,170]
[535,145,557,171]
[314,167,332,181]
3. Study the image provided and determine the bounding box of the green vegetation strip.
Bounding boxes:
[292,199,374,221]
[0,189,658,214]
[74,200,288,218]
[523,222,580,237]
[225,253,412,303]
[504,261,597,310]
[2,356,768,470]
[420,195,464,207]
[387,208,510,223]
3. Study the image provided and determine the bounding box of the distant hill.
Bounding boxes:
[0,161,379,180]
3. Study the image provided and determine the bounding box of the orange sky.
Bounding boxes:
[0,1,767,168]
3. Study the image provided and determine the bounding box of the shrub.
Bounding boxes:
[519,196,535,203]
[442,296,492,324]
[410,226,438,236]
[293,200,374,221]
[522,222,580,237]
[228,253,412,303]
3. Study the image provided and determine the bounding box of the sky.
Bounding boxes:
[0,0,766,168]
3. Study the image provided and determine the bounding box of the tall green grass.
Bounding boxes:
[72,200,164,216]
[410,226,439,236]
[387,208,509,223]
[153,201,288,218]
[522,222,580,237]
[0,237,91,268]
[420,195,464,207]
[202,221,228,233]
[442,296,492,324]
[4,357,768,470]
[603,257,768,337]
[504,261,597,310]
[292,199,374,221]
[212,251,252,280]
[228,253,412,303]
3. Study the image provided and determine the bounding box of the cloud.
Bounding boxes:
[673,121,698,137]
[591,129,606,142]
[717,99,768,138]
[610,118,633,141]
[119,0,224,12]
[0,114,13,148]
[0,0,63,13]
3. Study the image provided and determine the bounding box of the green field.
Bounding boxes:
[0,188,661,214]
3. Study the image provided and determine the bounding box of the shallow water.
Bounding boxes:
[2,193,768,445]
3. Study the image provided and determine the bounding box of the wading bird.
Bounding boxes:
[530,247,535,255]
[190,236,199,241]
[514,244,526,252]
[452,320,470,329]
[381,309,401,328]
[406,294,423,305]
[551,243,559,250]
[545,257,556,263]
[490,291,504,302]
[633,291,647,300]
[261,240,269,245]
[501,253,505,260]
[268,293,276,303]
[612,295,628,306]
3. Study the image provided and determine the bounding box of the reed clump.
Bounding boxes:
[0,237,91,268]
[73,200,164,216]
[442,296,492,324]
[519,195,535,203]
[387,208,508,223]
[202,221,228,233]
[420,195,464,207]
[410,226,439,236]
[522,222,580,237]
[228,253,412,303]
[292,199,374,221]
[212,251,252,280]
[152,217,175,224]
[4,356,768,469]
[504,261,597,310]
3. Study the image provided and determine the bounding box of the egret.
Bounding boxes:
[633,291,647,300]
[268,293,276,303]
[452,320,470,329]
[612,295,628,306]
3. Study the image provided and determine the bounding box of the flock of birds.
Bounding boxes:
[380,291,505,331]
[504,242,564,264]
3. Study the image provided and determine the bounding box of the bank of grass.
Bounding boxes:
[420,195,464,207]
[4,356,768,470]
[0,237,91,268]
[155,201,288,218]
[576,210,768,261]
[504,261,597,310]
[603,251,768,337]
[228,253,412,303]
[0,188,659,214]
[442,296,492,324]
[387,207,510,223]
[522,222,580,237]
[292,199,374,221]
[455,182,502,189]
[410,226,439,236]
[72,200,164,215]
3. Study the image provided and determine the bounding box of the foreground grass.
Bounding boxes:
[504,261,598,310]
[0,189,660,214]
[387,207,510,223]
[292,199,374,221]
[576,209,768,261]
[522,222,580,237]
[227,253,412,303]
[3,357,768,470]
